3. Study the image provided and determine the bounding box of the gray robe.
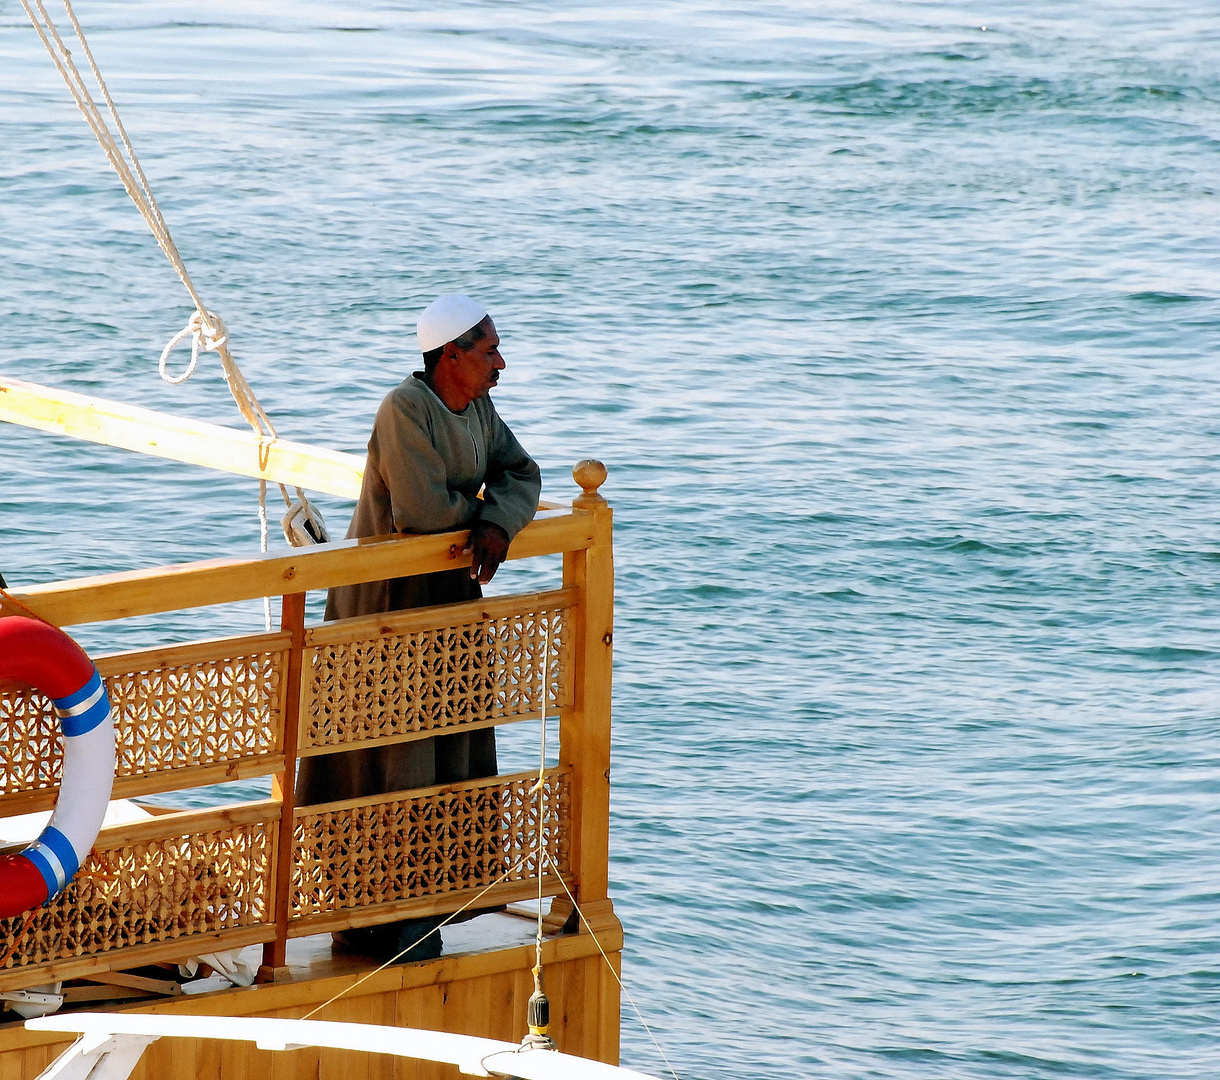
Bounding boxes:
[297,372,541,805]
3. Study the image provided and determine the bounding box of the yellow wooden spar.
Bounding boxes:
[0,377,365,499]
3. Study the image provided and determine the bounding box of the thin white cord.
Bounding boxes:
[301,850,534,1021]
[259,480,272,631]
[533,624,552,972]
[547,852,683,1080]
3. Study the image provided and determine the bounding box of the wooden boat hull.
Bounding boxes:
[0,908,623,1079]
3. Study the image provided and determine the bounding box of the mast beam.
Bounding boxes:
[0,376,364,498]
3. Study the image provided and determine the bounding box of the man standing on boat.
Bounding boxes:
[300,293,540,801]
[296,293,540,957]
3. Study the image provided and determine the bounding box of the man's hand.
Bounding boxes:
[464,520,510,584]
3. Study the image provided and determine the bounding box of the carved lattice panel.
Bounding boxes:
[0,683,59,795]
[303,594,572,750]
[0,816,273,975]
[291,770,571,918]
[105,647,285,777]
[0,635,287,797]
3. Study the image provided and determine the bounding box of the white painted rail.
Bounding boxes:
[28,1013,664,1080]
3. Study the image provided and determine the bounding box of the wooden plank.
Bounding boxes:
[0,756,284,819]
[286,877,571,939]
[217,1032,251,1080]
[196,1027,226,1080]
[0,924,275,994]
[561,504,614,906]
[412,984,447,1080]
[441,977,473,1053]
[78,970,182,995]
[368,993,399,1080]
[580,952,601,1061]
[0,375,366,498]
[107,756,285,800]
[60,984,158,1003]
[295,716,535,758]
[292,769,559,818]
[303,588,578,648]
[0,797,280,855]
[321,1040,370,1080]
[488,969,520,1044]
[5,512,593,628]
[544,959,569,1051]
[463,973,492,1046]
[0,795,278,854]
[93,630,293,675]
[90,798,280,849]
[268,1045,314,1080]
[599,952,623,1065]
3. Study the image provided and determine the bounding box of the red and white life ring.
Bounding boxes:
[0,616,115,918]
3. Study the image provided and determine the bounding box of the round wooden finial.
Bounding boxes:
[572,459,608,508]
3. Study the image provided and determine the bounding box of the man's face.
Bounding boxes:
[448,317,505,402]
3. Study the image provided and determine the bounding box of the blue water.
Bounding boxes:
[3,2,1220,1077]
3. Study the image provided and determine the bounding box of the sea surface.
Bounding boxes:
[2,2,1219,1077]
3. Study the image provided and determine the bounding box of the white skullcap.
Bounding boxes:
[416,294,488,353]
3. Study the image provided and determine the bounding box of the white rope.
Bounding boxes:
[158,307,231,385]
[532,625,552,975]
[299,851,536,1022]
[21,0,332,556]
[259,480,272,632]
[546,852,683,1080]
[22,0,275,434]
[157,322,201,385]
[21,0,207,311]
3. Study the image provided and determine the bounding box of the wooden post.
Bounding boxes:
[557,461,614,921]
[259,592,306,980]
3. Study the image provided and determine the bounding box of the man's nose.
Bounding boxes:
[493,352,506,369]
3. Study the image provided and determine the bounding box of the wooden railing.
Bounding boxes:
[0,461,612,992]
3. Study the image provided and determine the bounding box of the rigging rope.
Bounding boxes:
[534,627,551,963]
[298,851,536,1021]
[21,0,272,434]
[546,851,683,1080]
[522,626,558,1051]
[0,584,55,626]
[20,0,328,625]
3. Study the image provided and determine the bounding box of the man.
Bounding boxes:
[320,293,540,626]
[297,294,541,958]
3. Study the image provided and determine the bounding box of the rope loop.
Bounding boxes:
[157,321,197,384]
[158,308,228,385]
